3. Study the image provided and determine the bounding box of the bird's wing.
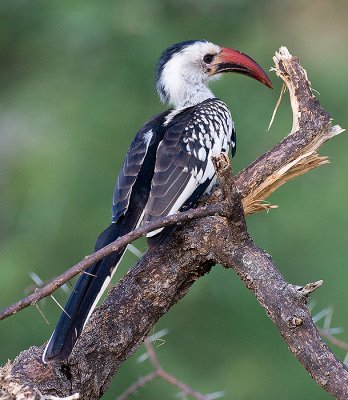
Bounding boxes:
[112,110,170,224]
[43,110,171,362]
[143,104,217,224]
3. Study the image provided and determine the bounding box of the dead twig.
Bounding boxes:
[116,339,214,400]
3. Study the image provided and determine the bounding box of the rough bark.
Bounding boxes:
[0,47,346,399]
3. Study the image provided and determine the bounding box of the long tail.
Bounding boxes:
[42,223,127,362]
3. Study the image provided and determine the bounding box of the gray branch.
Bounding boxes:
[0,47,346,400]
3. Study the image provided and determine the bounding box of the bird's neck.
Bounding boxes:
[158,56,218,108]
[169,83,215,109]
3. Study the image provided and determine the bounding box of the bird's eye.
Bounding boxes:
[203,54,214,64]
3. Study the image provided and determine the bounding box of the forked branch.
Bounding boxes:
[0,47,346,400]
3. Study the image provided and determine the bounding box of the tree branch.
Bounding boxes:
[0,203,223,321]
[214,236,348,398]
[0,47,346,400]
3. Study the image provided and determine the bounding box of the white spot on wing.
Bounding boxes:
[143,129,153,146]
[198,147,206,161]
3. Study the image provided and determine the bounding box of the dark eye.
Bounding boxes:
[203,54,214,64]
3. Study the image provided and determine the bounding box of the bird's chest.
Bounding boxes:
[184,114,232,160]
[182,113,233,183]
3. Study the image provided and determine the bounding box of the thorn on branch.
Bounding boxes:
[296,280,324,297]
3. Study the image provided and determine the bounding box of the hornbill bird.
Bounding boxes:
[43,40,272,363]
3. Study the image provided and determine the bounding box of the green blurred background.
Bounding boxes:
[0,0,347,398]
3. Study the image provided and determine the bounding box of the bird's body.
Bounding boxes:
[43,40,272,363]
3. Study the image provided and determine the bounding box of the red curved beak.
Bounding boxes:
[214,47,273,89]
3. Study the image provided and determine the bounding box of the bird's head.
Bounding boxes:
[156,40,272,108]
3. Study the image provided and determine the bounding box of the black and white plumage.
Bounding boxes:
[43,40,272,362]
